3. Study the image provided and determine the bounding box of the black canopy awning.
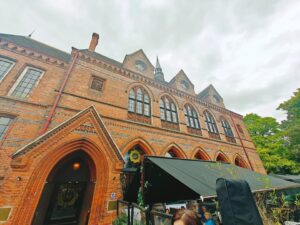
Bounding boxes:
[143,156,300,204]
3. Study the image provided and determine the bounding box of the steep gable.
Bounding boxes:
[12,106,124,165]
[122,49,155,78]
[169,69,195,95]
[197,84,225,108]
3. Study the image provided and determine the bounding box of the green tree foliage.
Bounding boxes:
[278,88,300,163]
[244,113,299,174]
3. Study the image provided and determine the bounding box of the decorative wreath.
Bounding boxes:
[57,187,79,208]
[129,150,141,164]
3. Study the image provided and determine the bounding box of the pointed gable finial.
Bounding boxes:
[154,56,165,82]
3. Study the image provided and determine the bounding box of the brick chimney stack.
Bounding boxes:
[88,33,99,52]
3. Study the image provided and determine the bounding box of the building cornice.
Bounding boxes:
[0,39,68,69]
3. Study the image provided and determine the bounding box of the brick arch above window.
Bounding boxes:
[121,137,155,157]
[215,151,230,163]
[191,148,211,161]
[234,154,249,169]
[127,86,151,124]
[161,143,187,159]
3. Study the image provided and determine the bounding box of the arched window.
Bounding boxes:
[124,145,146,169]
[194,150,210,161]
[184,104,201,135]
[235,156,248,168]
[165,149,179,158]
[216,153,228,163]
[204,111,220,139]
[128,87,151,124]
[160,96,179,130]
[221,117,236,143]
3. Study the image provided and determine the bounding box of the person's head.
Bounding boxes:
[201,206,207,212]
[204,212,212,220]
[173,209,201,225]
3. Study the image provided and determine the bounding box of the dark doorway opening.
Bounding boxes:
[32,151,95,225]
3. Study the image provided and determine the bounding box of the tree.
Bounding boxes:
[244,113,299,174]
[278,88,300,163]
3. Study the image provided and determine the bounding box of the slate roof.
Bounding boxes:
[0,33,71,62]
[79,49,122,67]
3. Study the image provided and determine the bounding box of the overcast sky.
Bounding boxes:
[1,0,299,121]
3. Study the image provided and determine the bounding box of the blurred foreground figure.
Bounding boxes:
[173,209,202,225]
[216,178,264,225]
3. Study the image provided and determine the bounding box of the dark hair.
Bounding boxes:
[172,209,201,225]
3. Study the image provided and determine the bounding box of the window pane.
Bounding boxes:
[11,68,42,98]
[171,103,176,111]
[160,108,165,120]
[144,104,150,116]
[128,99,135,112]
[192,110,197,118]
[136,102,143,114]
[187,106,192,116]
[0,59,13,80]
[184,107,187,115]
[190,117,194,127]
[185,116,190,126]
[137,88,143,101]
[166,110,171,121]
[194,119,199,129]
[160,99,164,108]
[129,89,135,99]
[165,98,170,109]
[144,94,149,103]
[172,112,177,123]
[0,117,12,139]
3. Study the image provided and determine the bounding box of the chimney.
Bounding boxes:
[88,33,99,52]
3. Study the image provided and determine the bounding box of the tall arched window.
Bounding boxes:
[128,87,151,124]
[221,117,236,143]
[184,104,201,135]
[160,96,179,130]
[204,111,220,139]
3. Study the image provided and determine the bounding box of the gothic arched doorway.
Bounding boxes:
[32,150,95,225]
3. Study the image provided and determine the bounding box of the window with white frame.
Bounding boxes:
[9,67,44,98]
[0,57,15,81]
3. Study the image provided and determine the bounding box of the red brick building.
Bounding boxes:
[0,32,265,225]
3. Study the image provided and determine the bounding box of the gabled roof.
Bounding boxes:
[169,69,194,88]
[0,33,71,62]
[197,84,223,100]
[79,49,122,67]
[12,106,124,162]
[123,49,154,68]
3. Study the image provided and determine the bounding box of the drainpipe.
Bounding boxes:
[229,113,254,171]
[39,49,79,135]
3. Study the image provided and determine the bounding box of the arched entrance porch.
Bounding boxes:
[11,139,111,225]
[32,150,95,225]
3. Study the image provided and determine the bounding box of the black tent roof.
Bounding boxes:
[143,157,300,204]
